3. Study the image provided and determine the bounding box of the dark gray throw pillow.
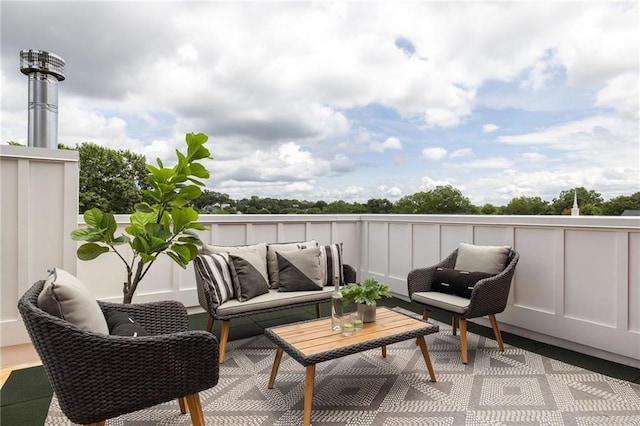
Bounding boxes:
[104,311,148,337]
[229,254,270,301]
[432,268,493,299]
[277,247,323,292]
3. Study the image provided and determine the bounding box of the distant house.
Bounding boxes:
[621,210,640,216]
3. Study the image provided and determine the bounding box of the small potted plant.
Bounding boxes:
[341,277,392,323]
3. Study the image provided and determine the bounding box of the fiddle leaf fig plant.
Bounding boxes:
[71,132,212,303]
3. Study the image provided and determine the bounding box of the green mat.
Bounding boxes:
[1,365,52,425]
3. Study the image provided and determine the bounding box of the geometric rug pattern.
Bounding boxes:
[46,320,640,425]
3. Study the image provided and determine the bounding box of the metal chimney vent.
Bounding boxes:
[20,49,66,149]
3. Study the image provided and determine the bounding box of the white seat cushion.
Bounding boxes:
[411,291,470,314]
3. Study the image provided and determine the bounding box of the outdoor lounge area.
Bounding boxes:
[3,298,640,424]
[1,146,639,425]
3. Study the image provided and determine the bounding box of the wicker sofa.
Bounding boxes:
[194,241,356,363]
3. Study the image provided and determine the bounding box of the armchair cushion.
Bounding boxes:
[412,291,470,314]
[37,268,109,334]
[454,243,511,275]
[194,253,235,307]
[105,311,148,337]
[432,268,494,299]
[277,247,323,292]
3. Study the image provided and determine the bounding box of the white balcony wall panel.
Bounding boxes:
[564,230,617,326]
[212,224,247,246]
[411,224,439,269]
[511,227,556,313]
[387,223,412,294]
[306,222,332,244]
[440,225,470,255]
[1,158,19,326]
[252,223,278,244]
[1,146,78,347]
[367,222,388,276]
[630,233,640,333]
[278,223,306,242]
[473,226,514,247]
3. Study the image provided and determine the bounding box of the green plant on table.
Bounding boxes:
[341,277,392,306]
[71,132,212,303]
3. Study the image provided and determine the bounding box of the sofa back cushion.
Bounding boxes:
[267,240,317,288]
[319,243,344,286]
[194,253,235,307]
[277,247,323,292]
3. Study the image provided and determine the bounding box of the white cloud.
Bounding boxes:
[370,136,402,152]
[450,148,473,158]
[421,147,448,161]
[458,157,515,169]
[595,72,639,120]
[482,124,500,133]
[522,152,547,162]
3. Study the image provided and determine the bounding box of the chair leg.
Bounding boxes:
[315,303,321,318]
[452,316,458,335]
[422,310,430,321]
[178,397,187,414]
[459,318,468,364]
[185,393,206,426]
[219,320,230,363]
[489,314,505,351]
[206,315,214,332]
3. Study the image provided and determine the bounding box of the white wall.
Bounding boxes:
[0,146,79,347]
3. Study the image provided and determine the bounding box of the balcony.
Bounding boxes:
[2,145,639,372]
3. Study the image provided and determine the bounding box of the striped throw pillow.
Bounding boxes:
[194,253,235,307]
[319,243,344,286]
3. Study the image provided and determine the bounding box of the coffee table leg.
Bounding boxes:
[303,364,316,426]
[268,347,284,389]
[416,336,437,382]
[381,345,387,358]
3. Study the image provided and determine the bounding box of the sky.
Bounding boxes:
[1,1,638,206]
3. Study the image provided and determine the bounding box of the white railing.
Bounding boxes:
[2,146,639,368]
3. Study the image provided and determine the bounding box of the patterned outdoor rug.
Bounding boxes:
[46,319,640,425]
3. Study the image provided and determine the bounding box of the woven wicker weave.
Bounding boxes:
[18,280,220,425]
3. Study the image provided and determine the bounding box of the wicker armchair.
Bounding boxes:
[408,249,519,363]
[18,280,220,426]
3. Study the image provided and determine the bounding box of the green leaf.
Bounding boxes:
[189,162,209,179]
[71,228,95,241]
[179,185,201,200]
[134,202,154,213]
[171,244,192,264]
[77,243,109,260]
[83,208,103,227]
[112,235,130,245]
[166,251,187,268]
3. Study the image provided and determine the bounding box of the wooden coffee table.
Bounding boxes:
[264,307,439,426]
